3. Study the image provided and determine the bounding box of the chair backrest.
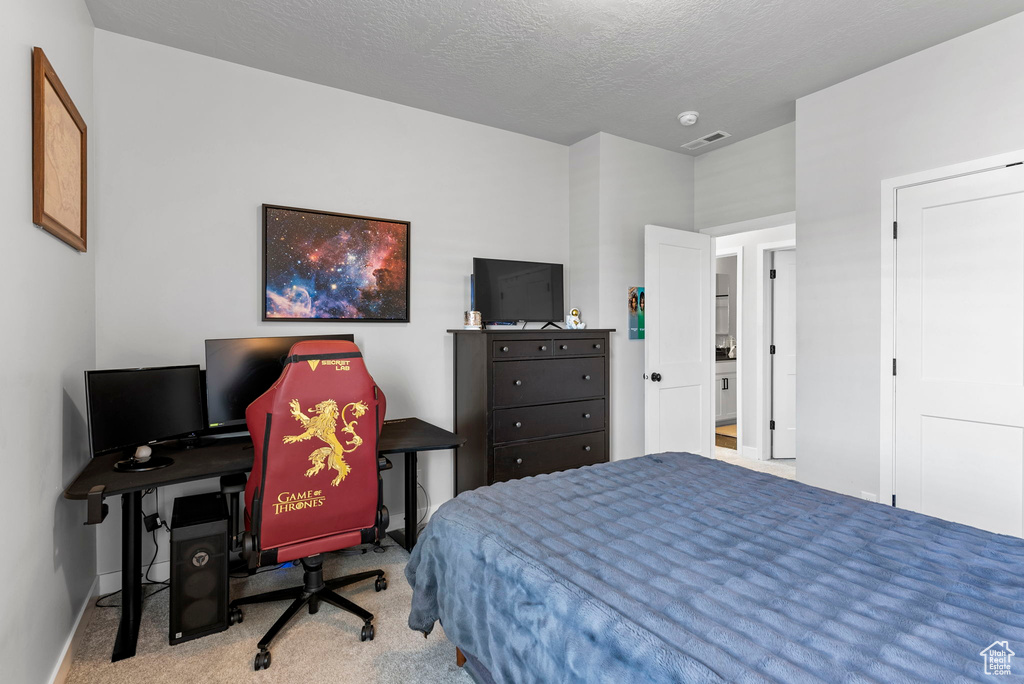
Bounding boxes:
[244,340,386,558]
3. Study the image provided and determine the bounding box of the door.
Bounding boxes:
[644,225,714,456]
[769,249,797,459]
[895,164,1024,536]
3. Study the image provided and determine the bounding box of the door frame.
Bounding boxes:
[757,241,796,461]
[878,148,1024,505]
[714,246,743,450]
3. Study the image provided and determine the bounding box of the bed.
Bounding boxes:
[406,452,1024,683]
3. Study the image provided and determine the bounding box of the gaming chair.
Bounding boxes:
[229,340,389,671]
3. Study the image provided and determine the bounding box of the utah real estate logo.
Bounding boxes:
[980,641,1015,676]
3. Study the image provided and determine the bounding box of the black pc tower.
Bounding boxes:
[170,492,229,645]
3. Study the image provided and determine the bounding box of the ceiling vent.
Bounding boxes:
[681,130,731,151]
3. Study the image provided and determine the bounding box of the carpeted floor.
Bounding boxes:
[66,544,471,684]
[714,445,796,479]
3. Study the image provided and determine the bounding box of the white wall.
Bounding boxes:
[694,122,795,231]
[714,224,796,455]
[0,1,97,681]
[568,134,601,318]
[91,31,570,575]
[796,12,1024,498]
[594,133,694,461]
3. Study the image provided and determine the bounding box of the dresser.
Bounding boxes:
[450,329,612,494]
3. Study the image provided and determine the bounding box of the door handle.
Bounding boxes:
[650,372,662,382]
[723,377,728,390]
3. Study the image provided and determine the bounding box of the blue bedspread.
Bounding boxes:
[406,453,1024,683]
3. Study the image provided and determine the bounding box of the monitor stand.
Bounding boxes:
[113,445,174,473]
[540,321,563,330]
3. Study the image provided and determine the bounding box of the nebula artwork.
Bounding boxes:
[263,205,410,321]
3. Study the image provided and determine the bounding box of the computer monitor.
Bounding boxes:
[204,334,355,429]
[85,365,205,458]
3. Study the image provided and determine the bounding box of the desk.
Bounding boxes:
[64,417,461,662]
[378,418,464,551]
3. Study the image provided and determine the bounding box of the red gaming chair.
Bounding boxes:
[229,340,389,671]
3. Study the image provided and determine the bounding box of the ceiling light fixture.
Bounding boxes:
[677,111,699,126]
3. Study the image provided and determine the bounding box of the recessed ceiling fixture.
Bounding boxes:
[681,130,731,151]
[677,111,699,126]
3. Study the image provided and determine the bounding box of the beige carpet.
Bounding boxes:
[66,545,471,684]
[714,445,796,479]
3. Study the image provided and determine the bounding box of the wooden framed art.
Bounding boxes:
[262,204,411,322]
[32,47,87,252]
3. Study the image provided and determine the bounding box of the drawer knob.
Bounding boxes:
[501,346,509,352]
[516,458,523,465]
[583,445,592,452]
[514,380,522,386]
[560,344,568,350]
[583,413,591,419]
[583,374,591,381]
[539,345,547,351]
[594,343,601,349]
[514,421,522,428]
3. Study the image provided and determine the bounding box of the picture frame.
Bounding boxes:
[32,47,87,252]
[262,204,411,322]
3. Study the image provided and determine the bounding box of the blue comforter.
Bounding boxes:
[406,453,1024,683]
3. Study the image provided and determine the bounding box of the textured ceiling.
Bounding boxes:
[84,0,1024,154]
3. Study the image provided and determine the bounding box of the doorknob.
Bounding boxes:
[650,372,662,382]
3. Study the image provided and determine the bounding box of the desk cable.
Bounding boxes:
[95,488,169,609]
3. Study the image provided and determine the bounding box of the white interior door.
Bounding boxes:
[644,225,714,456]
[770,249,797,459]
[895,164,1024,536]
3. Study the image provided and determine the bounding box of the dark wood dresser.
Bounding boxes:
[450,329,612,494]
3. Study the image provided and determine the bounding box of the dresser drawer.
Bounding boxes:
[493,399,605,443]
[492,339,552,359]
[553,337,605,356]
[493,431,606,482]
[493,357,604,407]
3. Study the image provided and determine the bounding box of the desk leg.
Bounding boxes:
[112,491,142,661]
[388,451,419,552]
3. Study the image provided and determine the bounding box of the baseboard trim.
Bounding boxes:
[742,446,762,462]
[49,575,98,684]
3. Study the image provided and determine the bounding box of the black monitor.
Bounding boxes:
[85,365,205,458]
[204,334,355,429]
[473,258,564,322]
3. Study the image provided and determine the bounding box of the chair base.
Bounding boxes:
[229,554,386,671]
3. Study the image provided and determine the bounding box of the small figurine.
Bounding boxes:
[565,308,586,329]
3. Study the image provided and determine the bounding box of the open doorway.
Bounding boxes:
[714,253,739,453]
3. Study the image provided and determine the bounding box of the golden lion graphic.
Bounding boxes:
[282,399,368,486]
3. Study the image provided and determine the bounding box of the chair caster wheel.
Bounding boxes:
[253,649,271,671]
[375,576,388,592]
[229,606,244,625]
[360,623,375,641]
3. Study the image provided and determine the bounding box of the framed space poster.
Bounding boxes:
[262,204,410,322]
[628,286,645,339]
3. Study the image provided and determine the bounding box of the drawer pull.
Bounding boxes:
[539,345,547,351]
[514,380,522,386]
[594,343,601,349]
[583,445,592,452]
[583,374,591,381]
[514,421,522,428]
[560,344,568,350]
[516,458,523,465]
[501,346,509,352]
[583,413,591,419]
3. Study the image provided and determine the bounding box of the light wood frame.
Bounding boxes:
[32,47,87,252]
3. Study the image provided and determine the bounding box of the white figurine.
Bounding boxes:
[565,308,586,329]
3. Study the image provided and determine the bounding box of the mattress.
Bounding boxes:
[406,452,1024,683]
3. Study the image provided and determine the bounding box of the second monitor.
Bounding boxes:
[204,334,354,429]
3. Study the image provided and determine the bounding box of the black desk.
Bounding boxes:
[63,418,461,662]
[378,418,464,551]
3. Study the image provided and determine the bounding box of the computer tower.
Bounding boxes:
[170,492,229,645]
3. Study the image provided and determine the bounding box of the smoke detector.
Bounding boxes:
[677,111,699,126]
[681,130,731,151]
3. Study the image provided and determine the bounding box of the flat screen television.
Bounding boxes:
[473,258,564,323]
[85,365,205,457]
[204,334,354,429]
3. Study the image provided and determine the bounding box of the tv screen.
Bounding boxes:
[473,258,564,322]
[85,365,205,456]
[204,334,354,428]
